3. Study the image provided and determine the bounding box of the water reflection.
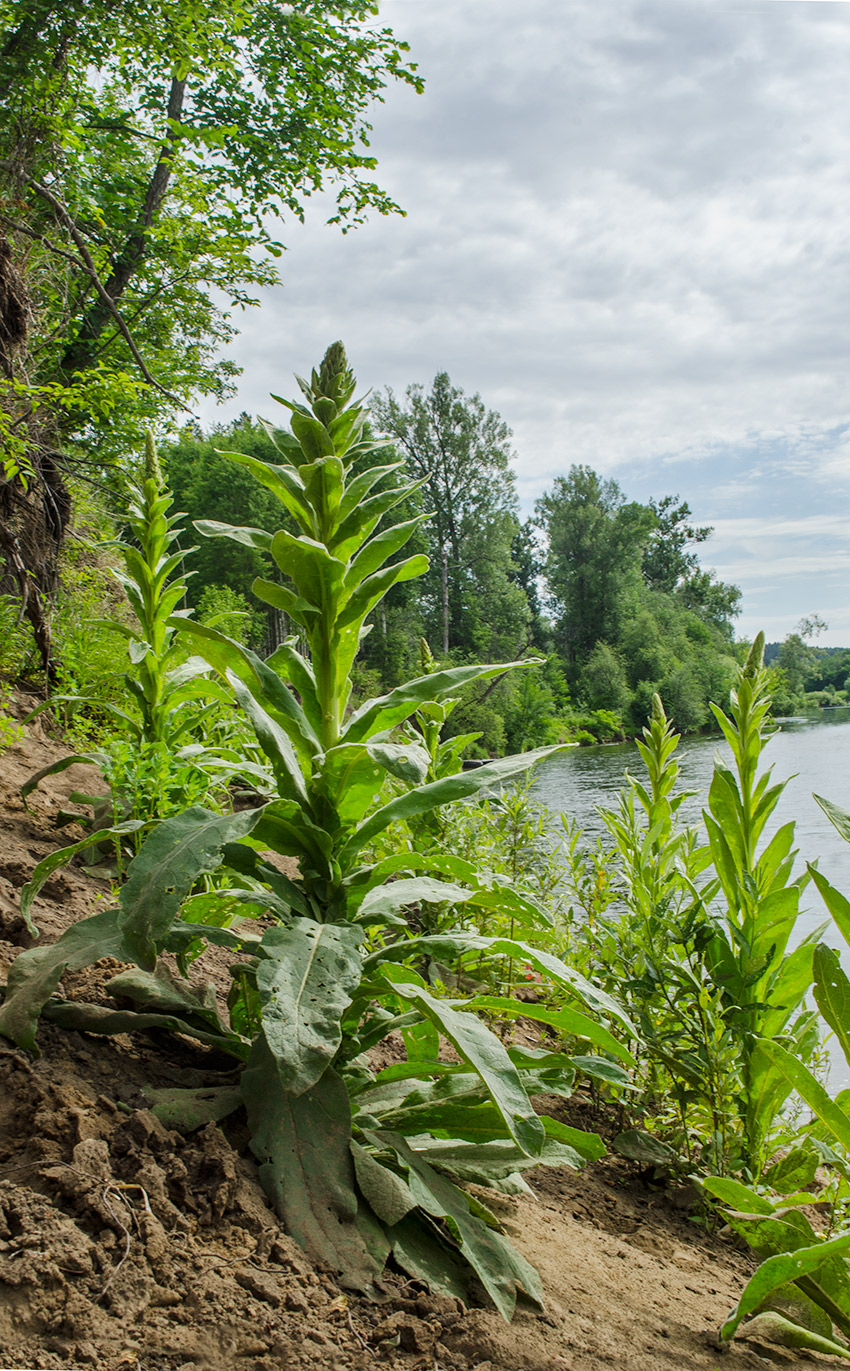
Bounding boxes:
[531,706,850,1085]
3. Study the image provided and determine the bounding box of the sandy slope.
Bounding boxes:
[0,704,839,1370]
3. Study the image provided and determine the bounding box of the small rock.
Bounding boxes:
[235,1266,284,1307]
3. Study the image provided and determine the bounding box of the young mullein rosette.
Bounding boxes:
[13,433,230,932]
[0,345,635,1317]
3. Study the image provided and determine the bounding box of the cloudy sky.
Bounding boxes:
[200,0,850,647]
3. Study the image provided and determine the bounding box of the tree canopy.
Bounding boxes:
[0,0,421,665]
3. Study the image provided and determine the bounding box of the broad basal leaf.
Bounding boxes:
[255,920,363,1096]
[0,908,128,1053]
[241,1044,381,1289]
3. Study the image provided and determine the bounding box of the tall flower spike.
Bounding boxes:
[143,431,163,490]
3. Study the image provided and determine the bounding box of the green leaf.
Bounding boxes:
[241,1046,381,1290]
[176,620,320,765]
[41,1000,248,1061]
[194,519,274,553]
[119,806,266,968]
[367,933,635,1037]
[735,1312,850,1362]
[105,965,227,1032]
[21,750,108,802]
[465,995,634,1065]
[351,1141,417,1226]
[373,1129,542,1321]
[255,920,363,1096]
[341,746,567,861]
[387,1213,470,1304]
[375,968,543,1158]
[143,1085,243,1131]
[720,1230,850,1342]
[756,1039,850,1153]
[355,877,475,927]
[809,865,850,950]
[0,908,129,1053]
[813,943,850,1071]
[815,794,850,846]
[19,821,145,937]
[342,662,541,744]
[612,1130,677,1167]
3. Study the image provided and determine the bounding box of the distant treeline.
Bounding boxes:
[163,374,750,751]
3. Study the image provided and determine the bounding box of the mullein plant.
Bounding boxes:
[706,797,850,1361]
[16,434,231,932]
[0,344,635,1318]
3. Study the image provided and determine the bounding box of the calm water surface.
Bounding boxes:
[532,707,850,1081]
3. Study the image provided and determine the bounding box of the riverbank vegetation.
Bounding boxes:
[3,347,850,1357]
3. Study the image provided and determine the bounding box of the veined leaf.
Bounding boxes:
[175,619,320,765]
[341,746,566,860]
[809,864,850,950]
[355,877,475,927]
[119,806,266,968]
[464,995,634,1065]
[372,1129,542,1321]
[254,920,363,1097]
[42,999,249,1061]
[143,1085,243,1131]
[194,519,274,553]
[756,1039,850,1153]
[815,794,850,846]
[365,933,635,1037]
[342,661,543,744]
[813,944,850,1070]
[375,967,543,1157]
[241,1045,381,1289]
[21,750,108,803]
[0,909,129,1053]
[216,448,314,532]
[19,820,146,937]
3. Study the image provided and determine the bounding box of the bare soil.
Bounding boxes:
[0,700,841,1370]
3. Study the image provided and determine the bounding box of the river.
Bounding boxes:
[532,705,850,1084]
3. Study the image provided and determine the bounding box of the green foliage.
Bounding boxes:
[0,346,621,1317]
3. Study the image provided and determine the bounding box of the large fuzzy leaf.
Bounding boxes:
[815,794,850,846]
[342,661,543,744]
[119,806,266,968]
[20,749,109,803]
[365,932,635,1036]
[42,1000,249,1061]
[808,864,850,949]
[0,909,128,1053]
[255,920,363,1096]
[143,1085,243,1131]
[340,746,566,861]
[375,967,543,1157]
[355,877,475,927]
[174,620,320,764]
[756,1038,850,1153]
[241,1044,381,1289]
[193,519,274,553]
[374,1129,543,1321]
[813,944,850,1070]
[226,671,309,805]
[465,995,634,1065]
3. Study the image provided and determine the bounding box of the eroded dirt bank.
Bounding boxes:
[0,708,836,1370]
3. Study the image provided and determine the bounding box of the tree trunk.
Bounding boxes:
[441,544,449,656]
[59,76,186,377]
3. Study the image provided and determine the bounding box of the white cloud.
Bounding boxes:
[200,0,850,643]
